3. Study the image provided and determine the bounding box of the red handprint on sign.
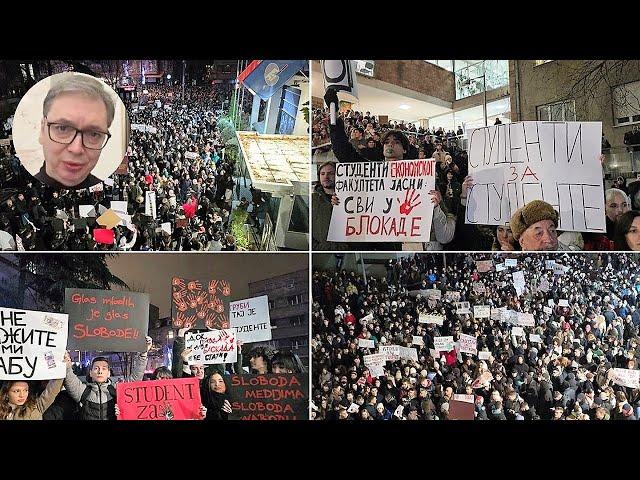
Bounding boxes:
[398,189,421,215]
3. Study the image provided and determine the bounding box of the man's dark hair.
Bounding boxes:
[380,130,409,153]
[91,356,110,367]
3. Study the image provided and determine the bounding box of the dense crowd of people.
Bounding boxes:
[312,93,640,252]
[0,83,265,251]
[312,252,640,420]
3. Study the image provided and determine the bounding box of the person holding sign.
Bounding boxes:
[313,161,349,251]
[62,337,152,420]
[322,88,456,251]
[0,354,70,420]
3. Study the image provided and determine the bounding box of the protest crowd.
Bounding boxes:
[312,252,640,420]
[312,91,640,252]
[0,84,265,251]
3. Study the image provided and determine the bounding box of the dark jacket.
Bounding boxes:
[34,163,102,190]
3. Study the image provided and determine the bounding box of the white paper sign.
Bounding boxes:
[548,299,555,307]
[517,312,535,327]
[104,177,115,187]
[512,271,526,296]
[358,339,375,349]
[425,289,442,299]
[0,308,69,380]
[398,346,419,361]
[611,368,640,389]
[363,353,386,377]
[559,299,569,307]
[429,348,439,359]
[543,306,552,314]
[505,258,518,267]
[455,302,471,315]
[453,394,475,404]
[145,191,157,219]
[478,351,491,360]
[434,336,455,352]
[465,121,605,233]
[184,151,199,160]
[419,313,444,325]
[110,201,128,215]
[511,327,525,337]
[229,295,272,343]
[79,205,96,218]
[529,334,542,343]
[474,305,490,318]
[185,329,237,365]
[88,182,104,193]
[379,345,400,362]
[360,313,374,324]
[328,160,437,242]
[412,335,424,346]
[545,260,555,269]
[495,263,506,272]
[459,333,477,355]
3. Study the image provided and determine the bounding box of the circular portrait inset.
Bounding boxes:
[12,72,129,190]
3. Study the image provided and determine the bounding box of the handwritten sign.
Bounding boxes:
[64,288,149,352]
[229,374,308,420]
[543,306,552,314]
[0,308,68,380]
[398,346,418,361]
[545,260,555,269]
[145,191,157,219]
[459,333,477,355]
[505,258,518,267]
[465,121,605,232]
[434,336,454,352]
[478,351,491,360]
[379,345,400,362]
[559,299,569,307]
[358,339,375,349]
[495,263,506,272]
[412,335,424,346]
[611,368,640,389]
[117,377,201,420]
[419,313,444,325]
[425,289,442,299]
[474,305,490,318]
[363,353,386,377]
[511,326,525,337]
[171,277,232,330]
[472,282,486,295]
[453,394,475,404]
[444,291,461,302]
[229,295,271,344]
[516,312,535,327]
[529,334,542,343]
[512,271,525,296]
[185,329,237,365]
[455,302,471,315]
[475,260,493,273]
[327,160,436,242]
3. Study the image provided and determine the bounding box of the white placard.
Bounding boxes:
[516,312,535,327]
[160,222,172,235]
[465,121,605,233]
[429,348,439,359]
[185,329,237,365]
[360,313,373,324]
[495,263,506,272]
[397,346,418,361]
[434,336,455,352]
[459,333,477,355]
[474,305,490,318]
[418,313,444,325]
[455,302,471,315]
[363,353,386,377]
[425,289,442,299]
[184,151,199,160]
[512,271,525,296]
[229,295,272,344]
[412,335,424,346]
[505,258,518,267]
[379,345,400,362]
[88,182,103,193]
[511,327,525,337]
[611,368,640,389]
[529,334,542,343]
[358,339,375,349]
[559,299,569,307]
[79,205,96,218]
[0,308,68,380]
[328,160,437,243]
[110,201,128,215]
[548,299,555,307]
[478,351,491,360]
[145,191,157,219]
[453,394,475,404]
[104,177,115,187]
[545,260,555,269]
[543,306,552,314]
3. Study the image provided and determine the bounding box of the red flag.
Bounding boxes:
[183,199,197,219]
[93,228,115,245]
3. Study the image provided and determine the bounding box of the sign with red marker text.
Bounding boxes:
[117,377,201,420]
[229,295,271,344]
[64,288,149,352]
[328,160,436,242]
[229,374,309,420]
[0,308,68,380]
[465,121,605,233]
[185,329,237,365]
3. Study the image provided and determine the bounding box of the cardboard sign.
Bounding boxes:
[185,329,237,365]
[449,399,475,420]
[611,368,640,389]
[412,335,424,346]
[516,312,535,327]
[64,288,150,352]
[505,258,518,267]
[358,338,375,349]
[379,345,400,362]
[434,336,455,352]
[96,209,122,230]
[171,277,232,330]
[419,313,444,325]
[459,333,477,355]
[117,377,201,420]
[328,160,437,242]
[229,374,308,420]
[529,334,542,343]
[455,302,471,315]
[453,394,475,404]
[321,59,359,103]
[465,121,605,233]
[474,305,490,318]
[478,351,491,360]
[0,308,68,380]
[229,295,271,343]
[475,260,493,273]
[145,191,157,219]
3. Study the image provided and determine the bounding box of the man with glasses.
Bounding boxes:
[35,73,115,189]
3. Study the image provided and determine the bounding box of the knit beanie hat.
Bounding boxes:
[510,200,559,240]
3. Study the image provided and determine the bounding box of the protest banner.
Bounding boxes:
[512,271,526,296]
[418,313,444,325]
[434,336,455,352]
[444,291,461,302]
[64,288,149,352]
[511,326,525,337]
[543,306,553,314]
[358,339,375,349]
[459,333,477,355]
[229,374,308,420]
[495,263,506,272]
[0,308,68,380]
[611,368,640,389]
[505,258,518,267]
[363,353,386,377]
[171,276,231,330]
[184,151,199,160]
[475,260,493,273]
[474,305,490,318]
[516,312,535,327]
[529,334,542,343]
[455,302,471,315]
[116,377,201,420]
[465,121,605,233]
[472,282,486,295]
[478,351,491,360]
[449,399,475,420]
[145,191,157,219]
[185,329,237,365]
[412,335,424,346]
[454,394,475,404]
[229,295,271,343]
[559,299,569,307]
[398,346,418,361]
[379,345,400,361]
[327,160,437,242]
[538,277,550,293]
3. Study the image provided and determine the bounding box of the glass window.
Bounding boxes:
[454,60,509,100]
[276,86,301,135]
[288,195,308,234]
[536,100,576,121]
[354,60,375,76]
[425,60,454,72]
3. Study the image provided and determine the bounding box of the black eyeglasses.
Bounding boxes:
[45,117,111,150]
